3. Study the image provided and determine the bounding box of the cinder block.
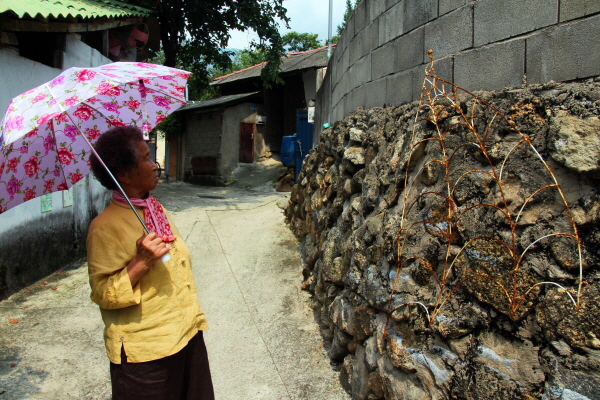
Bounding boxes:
[349,30,364,66]
[378,1,404,46]
[369,0,388,22]
[424,5,473,59]
[354,0,368,35]
[560,0,600,21]
[350,85,366,112]
[428,55,453,85]
[386,0,401,12]
[342,47,350,74]
[364,21,380,55]
[386,69,414,106]
[527,14,600,84]
[394,26,425,71]
[372,41,396,80]
[404,0,437,33]
[373,27,424,80]
[474,0,557,47]
[346,11,355,40]
[454,39,525,92]
[365,78,387,109]
[358,53,372,85]
[439,0,469,16]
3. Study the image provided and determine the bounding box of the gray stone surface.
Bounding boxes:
[385,68,415,106]
[526,14,600,84]
[439,0,469,16]
[403,0,438,33]
[424,5,473,59]
[365,78,387,109]
[560,0,600,22]
[378,1,404,47]
[353,0,368,36]
[474,0,557,47]
[287,81,600,400]
[317,0,600,137]
[368,0,388,23]
[454,38,525,92]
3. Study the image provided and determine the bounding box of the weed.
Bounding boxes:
[384,51,584,337]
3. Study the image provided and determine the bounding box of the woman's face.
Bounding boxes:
[119,140,158,198]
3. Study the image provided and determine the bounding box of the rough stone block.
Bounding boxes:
[386,0,401,12]
[474,0,558,47]
[378,1,404,46]
[430,55,453,84]
[404,0,437,33]
[560,0,600,22]
[425,5,473,59]
[454,39,525,92]
[372,41,396,80]
[365,78,387,110]
[365,21,380,54]
[350,85,366,113]
[386,69,414,106]
[395,27,425,71]
[353,0,368,35]
[349,32,363,68]
[369,0,388,22]
[342,47,350,75]
[348,54,371,91]
[527,14,600,84]
[439,0,469,16]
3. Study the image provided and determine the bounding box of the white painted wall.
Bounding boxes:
[0,33,113,296]
[302,69,318,105]
[0,33,111,121]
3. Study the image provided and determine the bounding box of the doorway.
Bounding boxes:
[239,122,254,163]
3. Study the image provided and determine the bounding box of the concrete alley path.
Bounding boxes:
[0,160,349,400]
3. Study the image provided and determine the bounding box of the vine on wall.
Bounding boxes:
[385,51,584,336]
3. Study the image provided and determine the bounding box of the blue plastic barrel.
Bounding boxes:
[280,134,296,167]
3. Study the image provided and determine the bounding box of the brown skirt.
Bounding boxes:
[110,331,214,400]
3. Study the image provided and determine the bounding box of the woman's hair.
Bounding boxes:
[89,126,144,190]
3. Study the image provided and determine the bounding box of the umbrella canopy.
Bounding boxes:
[0,62,189,214]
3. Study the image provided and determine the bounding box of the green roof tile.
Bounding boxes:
[0,0,151,20]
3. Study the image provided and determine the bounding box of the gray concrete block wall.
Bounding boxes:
[527,14,600,84]
[474,0,558,46]
[313,0,600,134]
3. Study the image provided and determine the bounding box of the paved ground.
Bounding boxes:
[0,159,349,400]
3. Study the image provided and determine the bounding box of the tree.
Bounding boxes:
[121,0,290,89]
[337,0,360,36]
[281,31,321,53]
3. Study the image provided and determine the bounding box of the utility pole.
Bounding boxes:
[328,0,333,59]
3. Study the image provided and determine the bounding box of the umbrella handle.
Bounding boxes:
[161,252,171,263]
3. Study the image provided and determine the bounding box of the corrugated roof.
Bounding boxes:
[178,91,262,112]
[0,0,151,20]
[211,45,333,86]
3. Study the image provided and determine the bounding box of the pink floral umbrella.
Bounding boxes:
[0,62,190,215]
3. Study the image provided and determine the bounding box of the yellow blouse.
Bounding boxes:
[86,200,208,364]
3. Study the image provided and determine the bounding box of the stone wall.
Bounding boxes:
[285,68,600,398]
[315,0,600,141]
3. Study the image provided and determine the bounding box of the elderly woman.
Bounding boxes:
[86,126,213,400]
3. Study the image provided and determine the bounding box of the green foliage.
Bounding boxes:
[281,31,321,53]
[120,0,289,90]
[154,110,185,140]
[337,0,360,36]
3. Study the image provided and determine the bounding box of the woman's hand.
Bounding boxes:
[127,232,171,286]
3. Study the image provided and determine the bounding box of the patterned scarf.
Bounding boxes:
[112,191,176,242]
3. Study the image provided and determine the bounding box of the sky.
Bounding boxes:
[227,0,347,50]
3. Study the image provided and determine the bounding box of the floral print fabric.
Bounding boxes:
[0,62,189,214]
